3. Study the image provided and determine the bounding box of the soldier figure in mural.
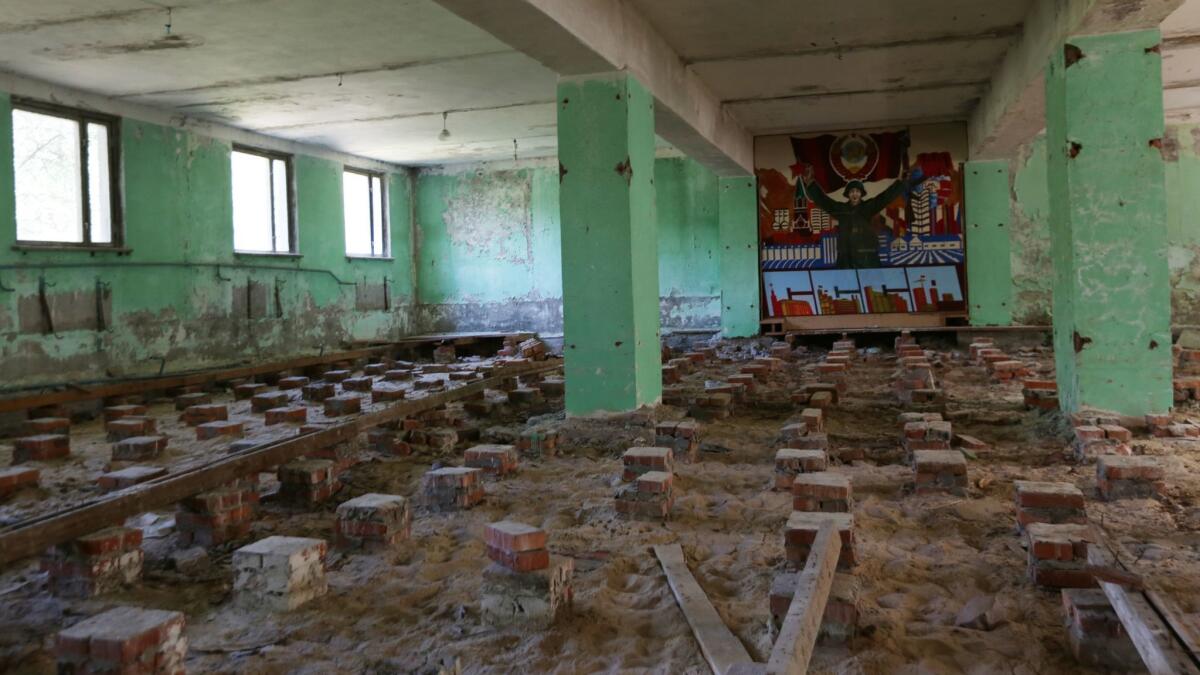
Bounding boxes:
[799,163,912,269]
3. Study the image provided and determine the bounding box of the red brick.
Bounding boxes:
[487,546,550,572]
[0,466,39,496]
[196,420,244,440]
[13,434,71,462]
[324,395,362,416]
[181,403,228,426]
[1014,481,1085,509]
[278,376,310,390]
[23,417,70,435]
[302,382,337,401]
[484,521,546,553]
[103,404,147,421]
[265,406,307,425]
[112,435,168,461]
[106,417,156,441]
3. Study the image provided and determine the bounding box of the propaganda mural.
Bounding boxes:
[755,124,967,318]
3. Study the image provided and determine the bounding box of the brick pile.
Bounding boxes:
[1061,589,1144,671]
[277,376,310,390]
[176,478,258,546]
[234,382,269,399]
[335,493,411,551]
[538,376,565,398]
[912,450,968,495]
[103,404,147,421]
[785,511,857,570]
[769,571,860,641]
[1013,481,1086,532]
[23,416,69,434]
[0,466,38,498]
[1096,455,1164,500]
[689,392,733,421]
[792,472,852,513]
[465,444,519,476]
[616,446,674,520]
[41,526,143,598]
[302,381,337,401]
[1145,413,1200,438]
[233,536,328,611]
[196,420,244,440]
[324,394,362,416]
[1022,379,1059,410]
[481,521,574,627]
[421,467,485,511]
[769,341,793,361]
[1026,522,1095,588]
[13,434,70,462]
[892,349,943,405]
[1070,422,1132,462]
[55,606,187,674]
[654,419,700,464]
[265,405,307,425]
[792,382,838,409]
[97,466,166,492]
[516,428,560,455]
[773,447,828,492]
[901,418,952,457]
[252,390,291,412]
[278,459,341,504]
[518,337,548,360]
[106,417,156,441]
[181,403,227,426]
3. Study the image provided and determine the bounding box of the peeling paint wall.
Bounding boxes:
[1009,122,1200,327]
[412,155,722,334]
[0,90,415,389]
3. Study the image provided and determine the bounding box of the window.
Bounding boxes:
[231,147,293,253]
[343,169,387,257]
[12,101,120,247]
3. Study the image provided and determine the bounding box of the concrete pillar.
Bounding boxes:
[557,72,661,414]
[1045,29,1172,415]
[964,160,1014,326]
[718,176,761,337]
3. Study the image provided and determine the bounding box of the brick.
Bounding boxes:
[912,450,968,495]
[43,527,144,598]
[1061,589,1144,671]
[324,395,362,416]
[484,521,547,554]
[277,376,310,390]
[103,404,147,421]
[335,493,411,551]
[55,606,186,673]
[371,384,406,403]
[13,434,70,462]
[955,434,989,451]
[342,376,374,392]
[621,446,674,480]
[112,435,168,461]
[421,467,485,511]
[23,417,70,435]
[800,408,824,433]
[181,403,228,426]
[252,390,292,412]
[792,471,852,512]
[480,556,573,627]
[509,387,544,404]
[1014,481,1085,510]
[637,470,673,494]
[174,391,212,411]
[97,466,166,492]
[324,369,351,382]
[233,536,328,611]
[1097,455,1164,500]
[234,382,269,400]
[774,448,828,490]
[465,444,519,476]
[1074,425,1105,442]
[196,420,244,440]
[785,511,856,570]
[265,405,307,425]
[0,466,39,498]
[106,417,156,441]
[1098,425,1132,442]
[302,382,337,401]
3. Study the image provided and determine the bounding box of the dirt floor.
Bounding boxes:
[2,335,1199,674]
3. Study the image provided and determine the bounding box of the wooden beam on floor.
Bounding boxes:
[764,521,840,675]
[1087,545,1200,675]
[0,344,399,414]
[0,359,561,565]
[654,543,752,675]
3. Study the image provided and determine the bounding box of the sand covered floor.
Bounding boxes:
[2,336,1199,674]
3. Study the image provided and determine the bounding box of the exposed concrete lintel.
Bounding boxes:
[968,0,1183,160]
[431,0,753,177]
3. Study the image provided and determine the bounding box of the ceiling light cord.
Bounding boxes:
[438,112,451,141]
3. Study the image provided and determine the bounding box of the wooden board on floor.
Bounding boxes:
[764,521,840,675]
[654,543,752,675]
[0,360,562,565]
[1087,545,1200,674]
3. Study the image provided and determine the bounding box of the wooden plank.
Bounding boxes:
[765,521,840,675]
[653,543,752,675]
[1105,538,1200,665]
[0,360,561,565]
[0,344,397,414]
[1088,546,1200,675]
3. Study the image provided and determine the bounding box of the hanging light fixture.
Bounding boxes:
[438,112,451,141]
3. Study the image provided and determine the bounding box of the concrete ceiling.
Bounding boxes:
[0,0,560,165]
[626,0,1033,135]
[3,0,1199,166]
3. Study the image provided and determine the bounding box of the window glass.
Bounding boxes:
[87,122,112,243]
[13,109,84,243]
[232,150,277,252]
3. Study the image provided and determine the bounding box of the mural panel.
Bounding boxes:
[756,124,967,317]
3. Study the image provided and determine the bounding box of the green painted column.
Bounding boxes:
[1045,29,1172,415]
[557,72,661,414]
[964,160,1014,326]
[718,176,760,337]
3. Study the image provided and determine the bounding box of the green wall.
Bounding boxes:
[412,155,723,334]
[0,91,414,388]
[1009,121,1200,329]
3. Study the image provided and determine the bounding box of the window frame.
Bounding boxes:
[11,98,123,250]
[342,167,389,259]
[230,144,297,255]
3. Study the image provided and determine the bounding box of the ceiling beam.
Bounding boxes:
[968,0,1184,160]
[430,0,754,176]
